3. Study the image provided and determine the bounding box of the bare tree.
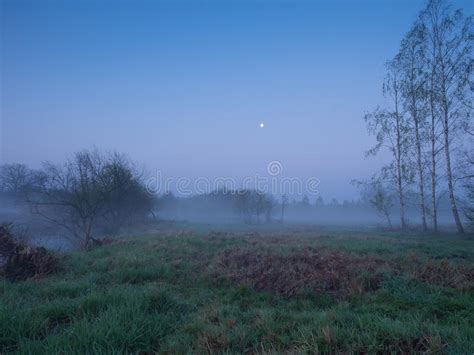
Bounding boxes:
[420,0,472,233]
[26,149,152,249]
[427,55,445,232]
[365,60,412,229]
[0,164,33,197]
[370,185,394,229]
[398,23,430,230]
[353,178,393,229]
[234,189,274,224]
[424,19,447,232]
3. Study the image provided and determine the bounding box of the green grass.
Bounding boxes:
[1,223,473,354]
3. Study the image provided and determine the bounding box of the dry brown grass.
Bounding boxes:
[218,244,474,298]
[219,247,388,298]
[0,224,59,282]
[403,253,474,290]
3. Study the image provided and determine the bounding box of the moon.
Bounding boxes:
[260,123,264,128]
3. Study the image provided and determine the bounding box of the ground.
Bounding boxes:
[1,223,474,354]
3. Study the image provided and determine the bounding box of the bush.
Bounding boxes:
[0,224,59,282]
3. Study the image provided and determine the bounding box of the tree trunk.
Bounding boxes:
[430,141,438,232]
[395,88,407,229]
[429,97,438,232]
[432,14,466,234]
[384,209,393,229]
[396,167,406,229]
[414,120,428,231]
[438,57,465,234]
[82,218,95,250]
[442,115,464,233]
[427,44,440,233]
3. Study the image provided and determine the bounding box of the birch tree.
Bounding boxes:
[353,178,393,229]
[426,37,445,232]
[420,0,472,233]
[398,23,430,230]
[365,60,412,229]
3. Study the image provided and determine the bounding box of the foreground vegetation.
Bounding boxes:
[1,223,474,353]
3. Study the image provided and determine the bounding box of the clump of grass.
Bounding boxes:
[219,247,389,298]
[0,224,59,282]
[404,254,474,290]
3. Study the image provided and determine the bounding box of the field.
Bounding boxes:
[1,223,474,354]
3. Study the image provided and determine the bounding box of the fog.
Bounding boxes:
[150,192,462,227]
[1,0,473,250]
[0,182,466,252]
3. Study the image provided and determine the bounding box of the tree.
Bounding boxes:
[420,0,472,233]
[26,149,152,249]
[353,178,393,229]
[234,189,257,224]
[280,194,289,222]
[95,154,154,234]
[425,17,446,233]
[234,189,274,224]
[370,184,394,229]
[365,60,412,229]
[262,194,276,223]
[398,22,430,230]
[0,164,33,197]
[314,196,324,206]
[301,195,310,208]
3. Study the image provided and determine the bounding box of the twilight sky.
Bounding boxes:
[1,0,471,200]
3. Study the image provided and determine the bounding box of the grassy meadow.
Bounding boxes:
[1,223,474,354]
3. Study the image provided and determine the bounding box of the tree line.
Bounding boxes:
[0,150,154,249]
[362,0,472,233]
[2,147,470,251]
[0,152,281,249]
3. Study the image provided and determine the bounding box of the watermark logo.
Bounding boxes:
[267,161,283,176]
[145,160,320,196]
